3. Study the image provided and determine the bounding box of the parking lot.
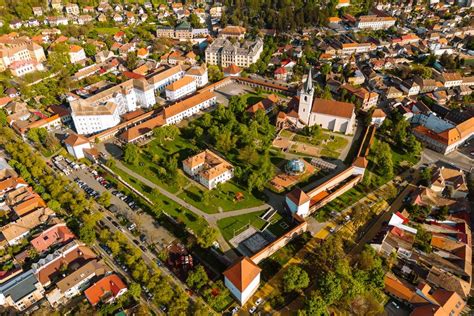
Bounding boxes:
[49,155,175,249]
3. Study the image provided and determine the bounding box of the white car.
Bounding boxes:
[231,306,239,314]
[249,306,257,314]
[255,298,263,305]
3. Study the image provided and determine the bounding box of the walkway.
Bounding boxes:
[113,160,269,261]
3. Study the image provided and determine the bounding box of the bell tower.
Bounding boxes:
[298,68,314,125]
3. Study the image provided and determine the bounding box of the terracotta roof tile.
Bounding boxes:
[223,257,261,292]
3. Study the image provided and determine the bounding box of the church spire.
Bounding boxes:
[304,68,313,93]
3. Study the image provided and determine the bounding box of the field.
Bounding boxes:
[217,210,291,241]
[178,181,265,214]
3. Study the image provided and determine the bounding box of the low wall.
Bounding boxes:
[307,166,355,198]
[234,77,297,96]
[250,215,307,264]
[309,174,362,214]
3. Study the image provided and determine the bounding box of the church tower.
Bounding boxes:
[298,68,314,125]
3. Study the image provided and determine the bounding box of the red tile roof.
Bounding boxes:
[223,257,261,292]
[30,223,75,253]
[84,274,127,306]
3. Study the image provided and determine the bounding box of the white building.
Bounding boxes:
[9,60,44,77]
[64,3,80,15]
[400,80,420,96]
[357,15,396,30]
[70,78,155,135]
[69,45,86,64]
[185,65,208,87]
[205,37,264,68]
[64,133,91,159]
[182,150,234,190]
[164,90,217,125]
[165,76,197,101]
[148,65,186,92]
[223,257,261,306]
[297,70,356,135]
[371,109,387,127]
[71,101,121,135]
[285,188,311,217]
[0,35,46,72]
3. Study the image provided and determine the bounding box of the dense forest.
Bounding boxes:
[219,0,374,31]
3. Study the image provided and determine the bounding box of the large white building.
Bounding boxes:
[148,65,186,92]
[297,70,356,135]
[205,37,264,68]
[223,257,261,305]
[0,35,46,72]
[164,90,217,125]
[70,75,160,135]
[185,65,208,87]
[165,76,197,101]
[182,150,234,190]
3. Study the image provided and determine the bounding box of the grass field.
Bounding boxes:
[178,181,265,214]
[94,27,120,35]
[217,210,291,241]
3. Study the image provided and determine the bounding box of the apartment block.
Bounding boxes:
[205,37,264,68]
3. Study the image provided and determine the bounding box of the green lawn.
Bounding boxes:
[178,181,265,214]
[217,210,291,241]
[107,165,209,234]
[217,211,268,241]
[94,27,120,35]
[240,93,265,106]
[291,132,348,159]
[279,129,294,138]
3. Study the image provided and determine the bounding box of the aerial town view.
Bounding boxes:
[0,0,472,315]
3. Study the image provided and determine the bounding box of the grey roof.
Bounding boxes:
[0,157,13,172]
[0,270,40,303]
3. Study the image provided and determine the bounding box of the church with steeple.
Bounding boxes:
[277,69,356,135]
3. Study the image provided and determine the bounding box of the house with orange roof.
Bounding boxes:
[223,257,261,305]
[182,150,234,190]
[64,133,91,159]
[69,45,86,64]
[336,0,350,8]
[246,94,279,115]
[185,64,208,87]
[137,47,149,59]
[84,274,127,306]
[412,117,474,154]
[285,188,311,217]
[223,64,242,77]
[371,108,386,127]
[430,165,469,199]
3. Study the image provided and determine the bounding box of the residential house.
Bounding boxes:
[0,270,45,312]
[84,274,127,306]
[69,45,86,64]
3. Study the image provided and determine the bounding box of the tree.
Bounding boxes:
[196,226,218,248]
[126,51,138,70]
[0,109,7,127]
[318,271,343,305]
[299,293,328,316]
[79,225,96,244]
[83,43,97,57]
[208,65,223,82]
[97,191,111,207]
[370,141,393,179]
[186,265,209,291]
[123,143,140,166]
[189,13,202,28]
[153,125,180,145]
[322,86,332,100]
[129,282,142,299]
[282,265,310,293]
